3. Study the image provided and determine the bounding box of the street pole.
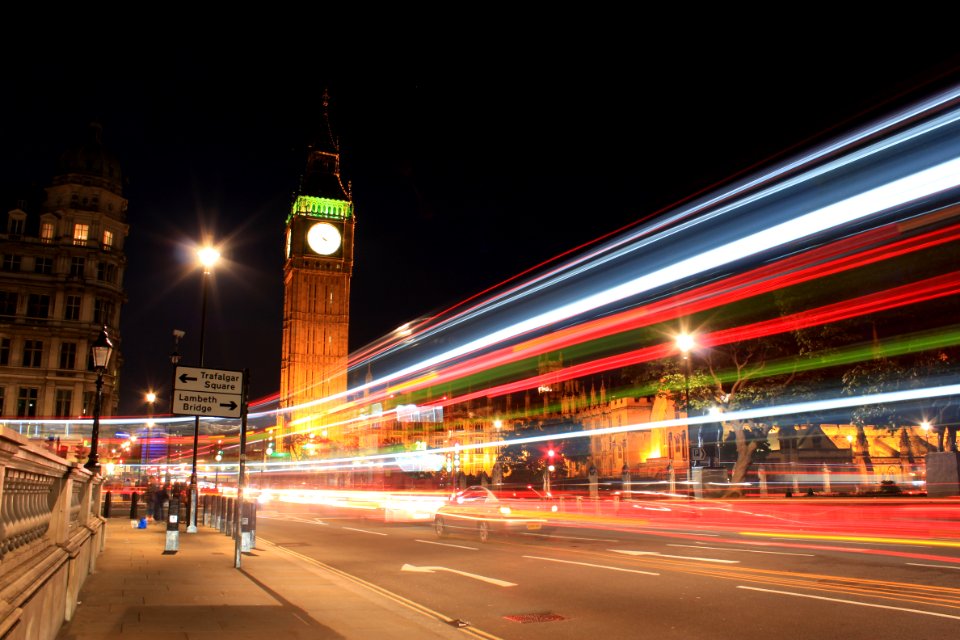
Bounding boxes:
[188,246,218,533]
[235,369,249,568]
[188,266,211,533]
[168,330,183,488]
[84,327,113,474]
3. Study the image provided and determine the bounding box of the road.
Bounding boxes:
[250,497,960,639]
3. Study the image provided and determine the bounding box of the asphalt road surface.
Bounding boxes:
[251,498,960,639]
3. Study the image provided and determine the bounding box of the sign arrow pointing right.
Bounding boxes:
[220,400,238,411]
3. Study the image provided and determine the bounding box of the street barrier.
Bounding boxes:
[165,498,180,552]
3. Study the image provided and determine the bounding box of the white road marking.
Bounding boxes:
[764,537,930,548]
[669,544,814,557]
[736,585,960,620]
[521,532,620,542]
[906,562,960,570]
[343,526,388,536]
[610,549,738,564]
[401,563,516,587]
[523,555,659,576]
[415,539,479,551]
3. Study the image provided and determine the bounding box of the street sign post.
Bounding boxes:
[172,366,244,419]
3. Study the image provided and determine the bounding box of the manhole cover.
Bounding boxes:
[504,613,567,624]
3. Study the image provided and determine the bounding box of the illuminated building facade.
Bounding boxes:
[279,92,355,448]
[0,123,127,424]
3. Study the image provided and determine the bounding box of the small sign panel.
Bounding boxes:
[172,366,244,419]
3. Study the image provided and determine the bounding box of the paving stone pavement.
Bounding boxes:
[56,519,476,640]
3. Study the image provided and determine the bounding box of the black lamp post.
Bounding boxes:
[167,329,184,487]
[675,333,698,471]
[188,246,219,533]
[85,326,114,473]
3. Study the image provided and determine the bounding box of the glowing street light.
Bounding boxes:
[675,332,699,470]
[188,244,220,533]
[84,327,114,473]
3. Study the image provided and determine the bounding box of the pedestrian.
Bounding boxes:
[153,485,169,522]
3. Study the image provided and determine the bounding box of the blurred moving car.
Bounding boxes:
[434,485,559,542]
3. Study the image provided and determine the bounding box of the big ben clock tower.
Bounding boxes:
[279,91,355,448]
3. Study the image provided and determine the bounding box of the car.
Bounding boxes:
[433,485,559,542]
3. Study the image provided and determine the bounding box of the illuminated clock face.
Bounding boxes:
[306,222,342,255]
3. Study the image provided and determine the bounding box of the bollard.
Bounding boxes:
[225,498,236,537]
[203,494,212,527]
[102,491,113,518]
[164,498,180,552]
[129,491,140,524]
[218,496,227,533]
[240,500,256,552]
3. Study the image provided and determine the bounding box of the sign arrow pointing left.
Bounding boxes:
[179,373,197,383]
[401,564,516,587]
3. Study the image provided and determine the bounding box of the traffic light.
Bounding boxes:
[546,448,556,472]
[215,439,223,462]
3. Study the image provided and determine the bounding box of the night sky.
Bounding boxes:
[3,43,960,415]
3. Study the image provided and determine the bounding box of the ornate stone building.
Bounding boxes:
[0,123,127,422]
[279,92,355,448]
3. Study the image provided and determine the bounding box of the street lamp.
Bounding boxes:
[142,391,156,485]
[84,327,114,473]
[675,333,698,470]
[188,245,219,532]
[168,329,184,487]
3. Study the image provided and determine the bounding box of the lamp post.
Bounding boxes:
[84,327,114,473]
[167,330,184,487]
[142,391,156,485]
[675,333,698,471]
[188,246,219,533]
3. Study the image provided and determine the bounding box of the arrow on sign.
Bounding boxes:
[220,400,238,411]
[179,373,198,383]
[401,564,516,587]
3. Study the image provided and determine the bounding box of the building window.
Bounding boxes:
[59,342,77,369]
[94,299,113,325]
[0,337,10,365]
[102,229,114,249]
[96,262,117,283]
[82,391,94,416]
[8,216,24,237]
[73,223,89,246]
[34,256,53,275]
[0,291,17,316]
[65,295,81,320]
[2,254,22,271]
[17,387,38,417]
[70,256,85,277]
[55,389,72,417]
[26,294,50,318]
[40,222,55,243]
[22,340,43,367]
[0,387,4,415]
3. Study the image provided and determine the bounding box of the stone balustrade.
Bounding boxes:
[0,426,104,640]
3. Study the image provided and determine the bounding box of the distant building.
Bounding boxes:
[0,123,128,423]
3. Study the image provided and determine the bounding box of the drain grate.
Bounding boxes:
[504,613,567,624]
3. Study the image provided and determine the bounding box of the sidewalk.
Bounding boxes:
[56,519,473,640]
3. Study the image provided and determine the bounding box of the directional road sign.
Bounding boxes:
[172,366,244,418]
